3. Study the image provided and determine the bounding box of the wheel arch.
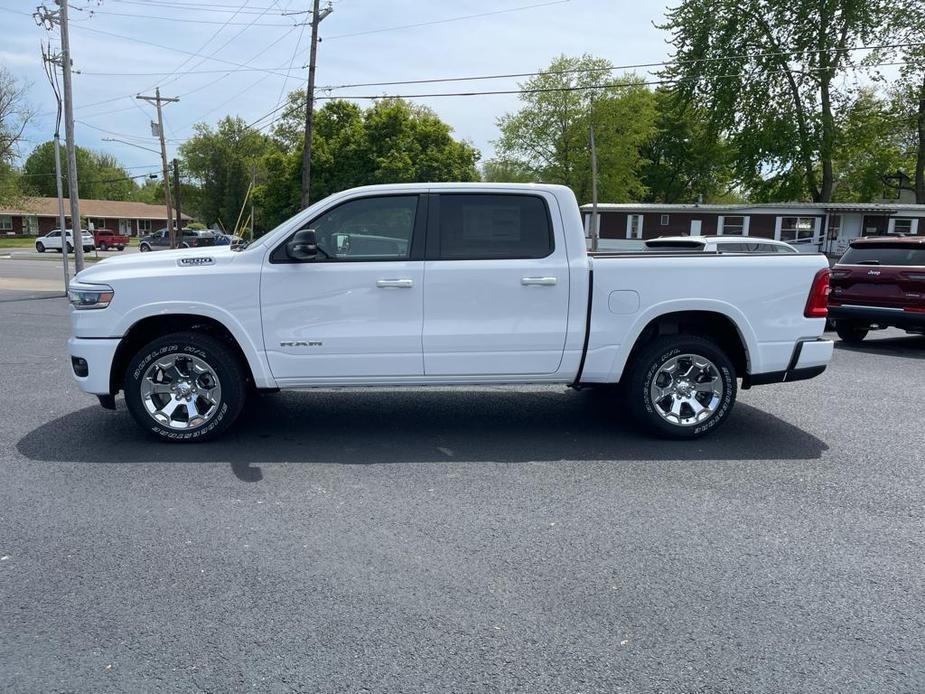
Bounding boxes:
[613,305,756,381]
[109,312,272,395]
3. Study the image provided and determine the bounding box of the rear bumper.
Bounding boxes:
[829,304,925,331]
[743,337,833,388]
[67,336,120,395]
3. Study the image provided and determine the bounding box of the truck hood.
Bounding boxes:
[74,246,236,285]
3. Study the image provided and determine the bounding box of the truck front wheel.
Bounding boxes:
[123,332,246,442]
[624,335,736,439]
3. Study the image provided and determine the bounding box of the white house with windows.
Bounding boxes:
[581,201,925,256]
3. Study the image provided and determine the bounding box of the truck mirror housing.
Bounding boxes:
[286,229,318,261]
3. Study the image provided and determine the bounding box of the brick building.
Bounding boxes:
[0,197,192,237]
[580,202,925,256]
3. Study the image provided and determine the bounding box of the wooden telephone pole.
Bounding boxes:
[300,0,333,209]
[137,88,179,247]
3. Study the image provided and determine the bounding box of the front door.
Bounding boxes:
[422,192,570,376]
[261,194,426,381]
[690,219,702,236]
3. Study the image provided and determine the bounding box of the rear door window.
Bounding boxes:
[434,194,552,260]
[840,246,925,266]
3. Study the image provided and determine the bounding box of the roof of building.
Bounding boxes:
[0,197,192,220]
[579,201,925,214]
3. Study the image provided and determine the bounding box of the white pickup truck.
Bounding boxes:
[67,183,833,442]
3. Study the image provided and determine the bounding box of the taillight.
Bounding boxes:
[805,267,830,318]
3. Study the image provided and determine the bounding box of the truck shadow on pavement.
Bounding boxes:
[833,334,925,360]
[17,388,827,480]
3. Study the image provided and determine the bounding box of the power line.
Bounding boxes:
[316,62,911,101]
[106,0,306,15]
[70,5,306,26]
[316,40,925,92]
[321,0,571,41]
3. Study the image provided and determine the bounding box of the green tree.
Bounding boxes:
[256,97,480,229]
[660,0,892,202]
[871,3,925,201]
[481,158,536,182]
[22,141,136,200]
[494,55,657,202]
[639,88,736,203]
[0,68,33,204]
[179,116,271,229]
[831,87,913,201]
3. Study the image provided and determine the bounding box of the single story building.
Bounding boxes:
[0,197,192,237]
[580,202,925,256]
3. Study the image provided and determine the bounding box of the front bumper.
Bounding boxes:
[829,304,925,331]
[67,336,120,395]
[743,337,833,388]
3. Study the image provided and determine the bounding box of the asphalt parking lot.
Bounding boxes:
[0,294,922,693]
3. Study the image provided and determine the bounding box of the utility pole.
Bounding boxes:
[35,1,85,271]
[249,164,256,240]
[172,159,182,236]
[40,41,69,291]
[137,88,179,247]
[300,0,332,209]
[589,122,600,252]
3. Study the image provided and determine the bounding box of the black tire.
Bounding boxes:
[624,335,737,439]
[35,242,45,253]
[835,322,868,344]
[99,241,108,251]
[124,332,247,442]
[117,245,125,251]
[181,242,190,248]
[139,243,150,252]
[66,243,73,253]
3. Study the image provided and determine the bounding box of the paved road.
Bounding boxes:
[1,297,923,693]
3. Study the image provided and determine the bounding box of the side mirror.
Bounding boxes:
[286,228,318,261]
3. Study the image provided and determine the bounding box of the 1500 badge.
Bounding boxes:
[177,257,214,266]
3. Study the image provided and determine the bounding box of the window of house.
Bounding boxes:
[23,216,38,235]
[436,194,551,260]
[892,218,917,235]
[138,219,151,232]
[779,217,816,243]
[660,214,669,226]
[627,214,643,239]
[719,215,747,235]
[0,215,12,231]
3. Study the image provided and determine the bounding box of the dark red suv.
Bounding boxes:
[828,236,925,343]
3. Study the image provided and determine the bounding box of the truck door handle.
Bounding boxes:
[521,276,558,286]
[376,278,414,288]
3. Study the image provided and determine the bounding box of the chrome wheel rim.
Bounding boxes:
[649,353,723,427]
[140,354,222,430]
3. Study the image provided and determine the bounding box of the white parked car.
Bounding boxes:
[35,229,95,254]
[67,183,833,442]
[644,236,798,253]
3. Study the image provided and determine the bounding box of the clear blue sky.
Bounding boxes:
[0,0,673,174]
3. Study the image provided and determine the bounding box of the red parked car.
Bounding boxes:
[93,229,129,251]
[828,236,925,343]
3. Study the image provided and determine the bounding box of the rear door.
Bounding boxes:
[422,192,570,376]
[832,244,925,310]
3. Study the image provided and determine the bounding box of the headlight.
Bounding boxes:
[68,283,114,310]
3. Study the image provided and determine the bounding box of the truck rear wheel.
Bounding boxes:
[624,335,736,439]
[123,332,246,442]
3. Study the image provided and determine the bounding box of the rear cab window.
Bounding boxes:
[839,245,925,266]
[432,194,553,260]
